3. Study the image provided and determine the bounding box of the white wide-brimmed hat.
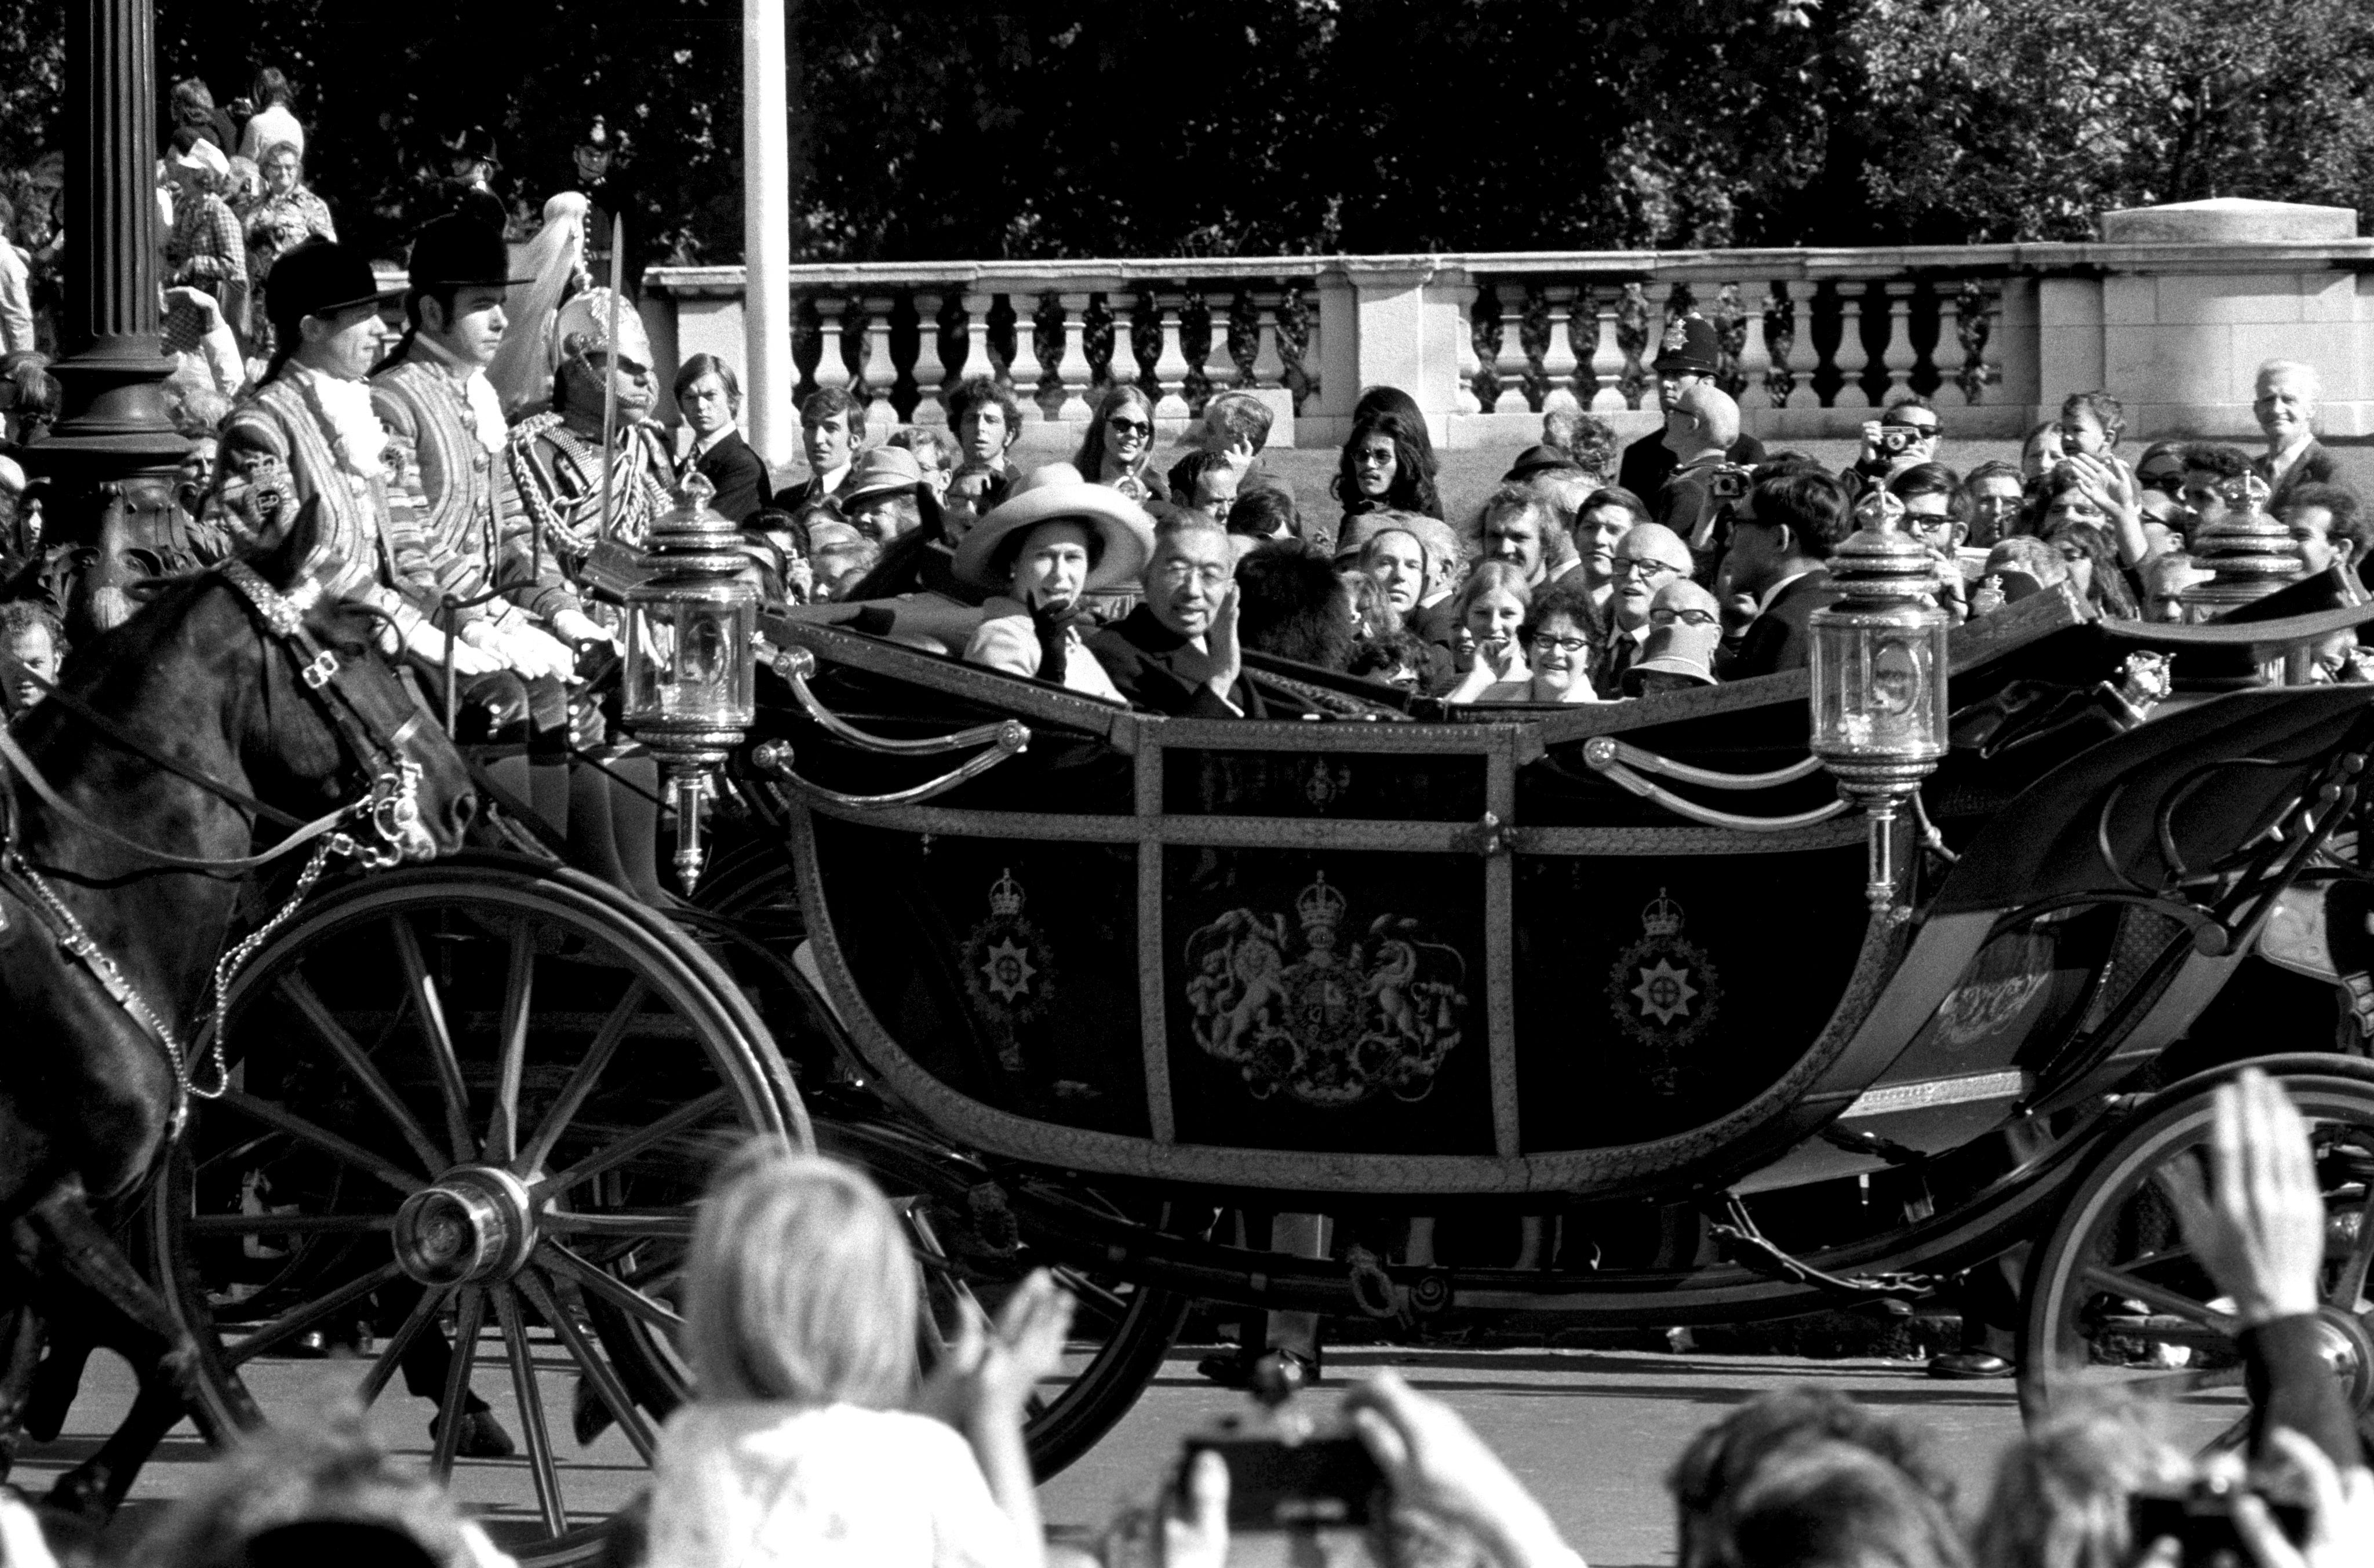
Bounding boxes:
[951,462,1156,593]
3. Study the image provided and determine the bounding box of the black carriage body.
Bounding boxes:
[761,586,2374,1252]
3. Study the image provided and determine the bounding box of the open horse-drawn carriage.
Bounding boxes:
[17,495,2374,1562]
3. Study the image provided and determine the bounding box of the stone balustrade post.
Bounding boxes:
[1491,287,1530,414]
[960,290,998,388]
[1734,282,1773,413]
[860,293,899,439]
[1541,285,1581,417]
[1833,282,1874,409]
[1880,281,1918,404]
[909,290,950,425]
[1250,289,1287,387]
[1004,291,1046,422]
[1583,288,1625,414]
[811,294,851,396]
[1053,290,1096,422]
[1149,290,1193,424]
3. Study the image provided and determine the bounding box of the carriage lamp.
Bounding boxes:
[2180,471,2295,623]
[621,471,758,892]
[1810,489,1951,917]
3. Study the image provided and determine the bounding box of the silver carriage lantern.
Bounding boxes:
[1809,488,1951,916]
[621,471,758,891]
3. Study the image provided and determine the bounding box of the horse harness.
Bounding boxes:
[0,562,436,1137]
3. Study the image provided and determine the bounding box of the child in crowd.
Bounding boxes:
[645,1143,1071,1568]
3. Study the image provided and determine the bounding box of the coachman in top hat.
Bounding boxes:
[370,214,606,721]
[203,242,460,672]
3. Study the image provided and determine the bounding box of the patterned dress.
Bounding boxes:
[242,185,336,348]
[163,191,247,356]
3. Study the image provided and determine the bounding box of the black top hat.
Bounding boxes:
[406,212,530,290]
[442,125,500,167]
[1652,314,1723,376]
[265,240,398,331]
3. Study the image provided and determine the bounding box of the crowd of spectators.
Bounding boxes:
[0,1070,2356,1568]
[740,337,2364,714]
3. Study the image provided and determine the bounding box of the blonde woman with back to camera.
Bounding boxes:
[645,1143,1072,1568]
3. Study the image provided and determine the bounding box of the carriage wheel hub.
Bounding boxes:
[2310,1306,2374,1412]
[393,1166,537,1286]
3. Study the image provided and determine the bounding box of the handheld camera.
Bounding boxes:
[2131,1478,2310,1568]
[1166,1355,1399,1566]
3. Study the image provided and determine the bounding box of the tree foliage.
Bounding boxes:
[0,0,2363,262]
[1850,0,2374,240]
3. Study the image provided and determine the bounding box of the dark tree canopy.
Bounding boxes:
[2,0,2365,267]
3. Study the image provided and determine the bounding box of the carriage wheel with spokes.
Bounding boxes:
[151,862,806,1567]
[2018,1058,2374,1453]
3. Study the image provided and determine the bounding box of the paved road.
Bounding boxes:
[13,1337,2247,1564]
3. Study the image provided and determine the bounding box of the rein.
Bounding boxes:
[0,563,436,1137]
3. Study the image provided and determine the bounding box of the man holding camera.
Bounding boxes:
[1840,395,1942,500]
[1654,382,1745,550]
[1615,315,1767,502]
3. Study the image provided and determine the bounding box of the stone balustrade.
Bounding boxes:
[647,260,1323,448]
[367,199,2373,460]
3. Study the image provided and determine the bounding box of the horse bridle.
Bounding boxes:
[0,563,456,1135]
[219,559,439,867]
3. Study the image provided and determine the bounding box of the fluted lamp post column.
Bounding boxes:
[23,0,191,629]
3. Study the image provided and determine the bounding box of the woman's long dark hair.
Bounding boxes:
[2044,517,2139,619]
[1072,382,1155,486]
[1354,385,1440,481]
[1332,408,1441,520]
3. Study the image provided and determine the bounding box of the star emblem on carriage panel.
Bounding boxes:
[1182,873,1470,1108]
[1630,957,1698,1025]
[960,869,1056,1071]
[1607,888,1721,1091]
[980,938,1036,1003]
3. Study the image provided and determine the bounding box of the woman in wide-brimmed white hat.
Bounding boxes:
[953,462,1154,704]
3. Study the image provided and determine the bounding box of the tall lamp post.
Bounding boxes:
[23,0,191,628]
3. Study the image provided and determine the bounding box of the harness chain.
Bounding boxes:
[0,564,424,1140]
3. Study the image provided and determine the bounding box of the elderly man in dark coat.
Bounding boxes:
[1087,514,1262,717]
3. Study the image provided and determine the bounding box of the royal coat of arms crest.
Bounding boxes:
[1182,873,1469,1108]
[1607,888,1720,1092]
[960,868,1055,1071]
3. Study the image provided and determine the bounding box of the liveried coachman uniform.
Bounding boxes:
[205,242,438,651]
[370,216,587,667]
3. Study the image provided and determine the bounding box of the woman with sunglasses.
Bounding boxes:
[1072,383,1167,505]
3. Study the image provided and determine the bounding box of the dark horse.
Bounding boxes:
[0,505,475,1513]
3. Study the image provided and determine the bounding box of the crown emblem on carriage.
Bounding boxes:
[988,867,1026,918]
[1295,873,1348,943]
[1641,888,1684,939]
[1185,876,1469,1108]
